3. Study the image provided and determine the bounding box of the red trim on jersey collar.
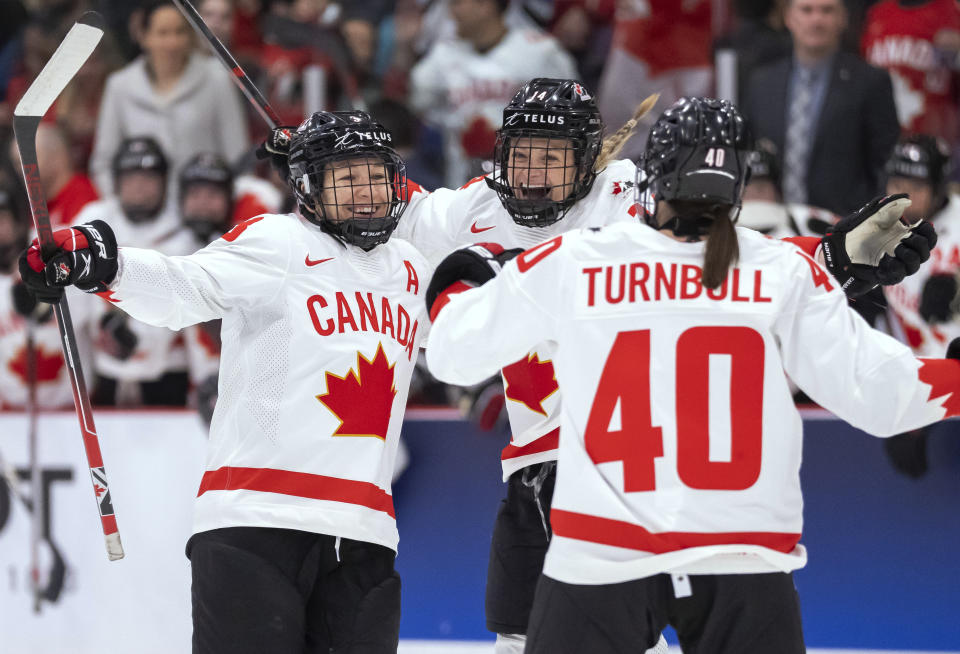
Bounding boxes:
[551,509,801,554]
[501,427,559,461]
[197,466,396,518]
[429,280,474,322]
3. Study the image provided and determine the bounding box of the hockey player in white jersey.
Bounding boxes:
[19,111,430,654]
[424,97,960,654]
[881,134,960,477]
[73,136,198,405]
[409,0,578,187]
[401,78,932,654]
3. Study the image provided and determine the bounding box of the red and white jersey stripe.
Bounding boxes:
[426,222,958,583]
[108,213,430,550]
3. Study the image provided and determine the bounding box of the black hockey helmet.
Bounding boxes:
[112,135,168,180]
[287,110,408,250]
[178,152,235,241]
[112,136,169,223]
[486,78,604,228]
[639,97,751,234]
[886,133,952,208]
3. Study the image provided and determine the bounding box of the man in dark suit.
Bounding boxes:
[743,0,900,216]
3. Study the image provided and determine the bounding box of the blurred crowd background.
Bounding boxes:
[1,0,959,478]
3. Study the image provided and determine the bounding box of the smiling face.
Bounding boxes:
[506,136,578,204]
[318,155,392,222]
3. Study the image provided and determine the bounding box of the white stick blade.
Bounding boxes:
[14,21,103,118]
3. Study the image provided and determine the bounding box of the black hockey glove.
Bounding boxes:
[255,126,295,178]
[98,312,138,361]
[919,273,959,323]
[821,194,937,298]
[425,243,523,317]
[11,280,56,322]
[19,220,118,295]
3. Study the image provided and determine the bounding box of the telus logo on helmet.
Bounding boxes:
[504,113,566,127]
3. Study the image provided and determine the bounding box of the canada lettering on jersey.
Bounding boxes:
[581,263,772,306]
[307,291,420,361]
[449,80,518,108]
[866,36,949,92]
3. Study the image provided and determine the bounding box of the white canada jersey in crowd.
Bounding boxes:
[427,223,955,584]
[409,28,577,187]
[884,194,960,357]
[75,199,198,381]
[107,214,430,551]
[400,159,640,479]
[0,278,94,409]
[738,201,839,239]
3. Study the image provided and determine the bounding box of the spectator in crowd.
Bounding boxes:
[549,0,615,92]
[596,0,714,162]
[7,124,100,227]
[861,0,960,156]
[881,134,959,478]
[369,97,444,191]
[743,0,900,216]
[79,136,197,406]
[408,0,577,187]
[89,0,250,196]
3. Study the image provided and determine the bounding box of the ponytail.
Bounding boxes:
[594,93,660,171]
[702,211,739,289]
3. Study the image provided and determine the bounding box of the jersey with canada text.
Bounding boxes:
[106,213,430,551]
[426,222,958,583]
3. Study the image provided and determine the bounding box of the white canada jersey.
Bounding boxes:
[427,223,957,583]
[410,28,577,187]
[400,159,640,479]
[0,278,93,409]
[884,194,960,357]
[107,213,430,551]
[75,199,198,381]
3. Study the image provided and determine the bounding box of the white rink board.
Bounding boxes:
[0,411,208,654]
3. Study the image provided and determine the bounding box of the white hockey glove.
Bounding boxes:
[821,193,936,297]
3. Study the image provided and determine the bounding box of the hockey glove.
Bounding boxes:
[425,243,523,318]
[11,280,56,321]
[98,312,138,361]
[919,273,959,323]
[19,220,118,295]
[452,375,508,432]
[821,194,936,297]
[255,126,295,178]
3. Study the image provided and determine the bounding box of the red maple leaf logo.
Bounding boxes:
[317,343,398,440]
[918,358,960,418]
[94,484,106,498]
[502,353,559,416]
[8,344,65,384]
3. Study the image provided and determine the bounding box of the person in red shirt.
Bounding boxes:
[6,123,99,227]
[862,0,960,145]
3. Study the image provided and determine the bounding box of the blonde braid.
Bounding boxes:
[594,93,660,172]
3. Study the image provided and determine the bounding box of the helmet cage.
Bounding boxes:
[287,112,408,250]
[488,128,597,228]
[293,149,408,250]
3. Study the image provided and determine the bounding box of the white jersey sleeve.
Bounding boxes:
[109,215,293,330]
[774,249,948,436]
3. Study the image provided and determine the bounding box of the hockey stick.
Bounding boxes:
[13,11,123,561]
[171,0,283,130]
